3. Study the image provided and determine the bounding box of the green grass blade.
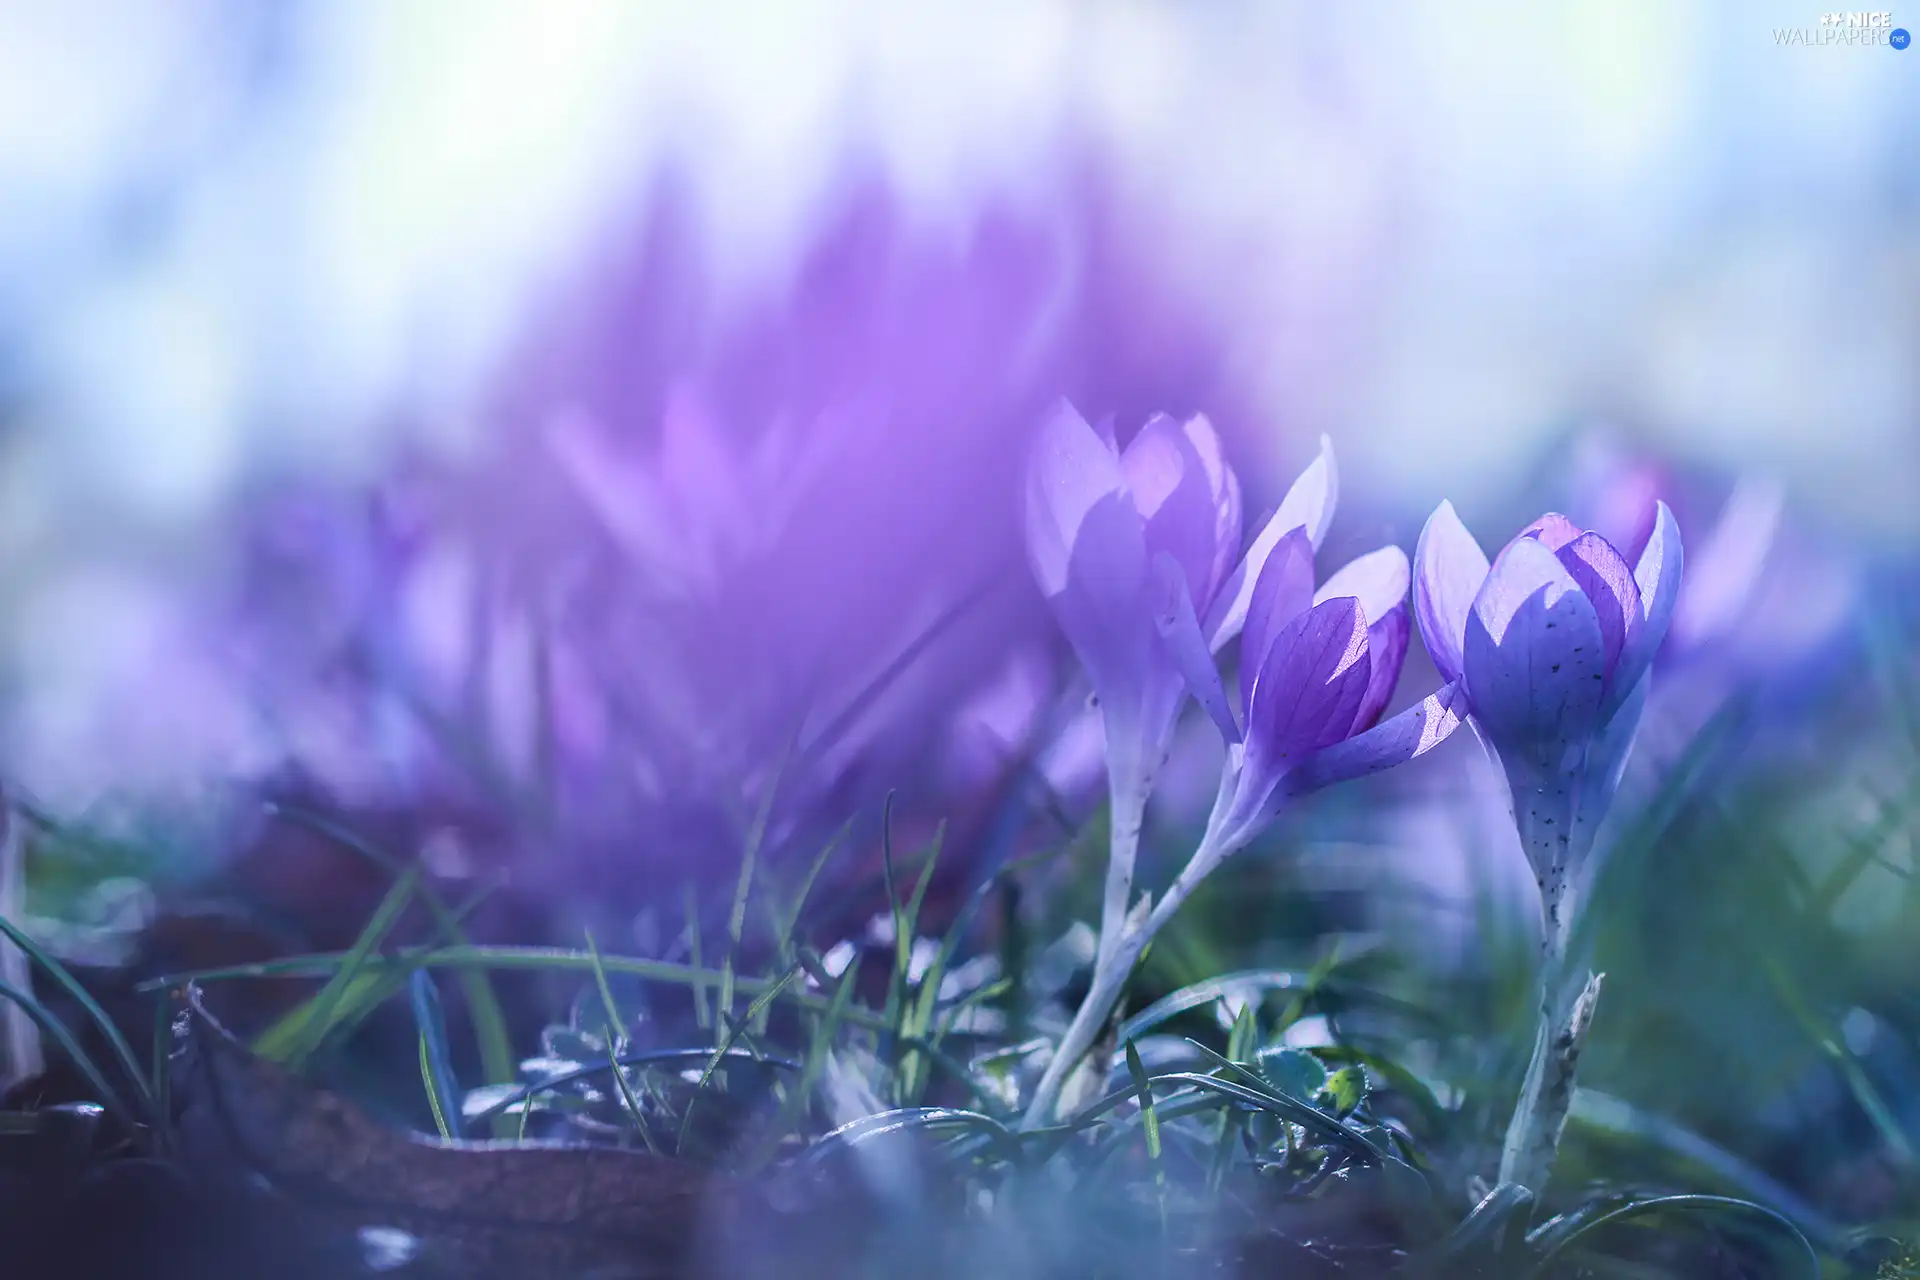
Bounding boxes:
[603,1044,660,1154]
[583,929,660,1153]
[744,956,861,1174]
[0,912,155,1121]
[408,970,461,1140]
[1124,1040,1161,1160]
[1119,968,1313,1043]
[1761,953,1915,1166]
[1521,1194,1821,1280]
[771,821,852,963]
[678,965,801,1152]
[262,881,497,1089]
[264,805,517,1093]
[719,743,792,1024]
[139,943,891,1030]
[683,883,710,1030]
[889,825,946,1102]
[258,862,421,1069]
[0,978,139,1136]
[583,929,629,1046]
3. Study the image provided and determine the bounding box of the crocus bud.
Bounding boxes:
[1414,500,1684,930]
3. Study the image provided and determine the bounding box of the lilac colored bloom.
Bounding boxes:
[1021,419,1466,1125]
[1415,499,1685,1192]
[1026,403,1268,801]
[1024,402,1330,967]
[1413,500,1684,929]
[1165,533,1469,854]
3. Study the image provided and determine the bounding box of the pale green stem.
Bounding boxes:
[1022,821,1236,1131]
[1498,772,1599,1191]
[1095,771,1150,977]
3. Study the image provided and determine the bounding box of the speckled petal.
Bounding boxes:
[1556,532,1641,685]
[1462,536,1607,759]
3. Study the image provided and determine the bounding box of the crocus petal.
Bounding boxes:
[1284,679,1469,797]
[1091,413,1121,451]
[1314,545,1410,624]
[1201,435,1338,648]
[1243,597,1372,783]
[1606,500,1684,715]
[1151,552,1242,744]
[1463,536,1607,757]
[1184,413,1245,604]
[1238,527,1315,710]
[1123,413,1239,609]
[1024,401,1130,598]
[1271,433,1339,551]
[1555,532,1641,684]
[1351,604,1410,733]
[1582,672,1649,837]
[1519,512,1583,551]
[1044,495,1156,721]
[1412,500,1490,685]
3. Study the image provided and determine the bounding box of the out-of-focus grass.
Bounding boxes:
[4,589,1913,1277]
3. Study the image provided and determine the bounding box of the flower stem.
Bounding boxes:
[1499,786,1600,1192]
[1500,963,1603,1193]
[1095,774,1149,976]
[1022,826,1232,1130]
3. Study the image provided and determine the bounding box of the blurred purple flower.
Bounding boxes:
[167,175,1279,937]
[1561,438,1864,804]
[1414,501,1683,931]
[1566,436,1857,677]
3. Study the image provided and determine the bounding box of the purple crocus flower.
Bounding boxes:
[1414,500,1684,1191]
[1021,411,1466,1124]
[1413,500,1684,927]
[1025,402,1312,962]
[1164,535,1475,855]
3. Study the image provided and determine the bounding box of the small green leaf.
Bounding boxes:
[1319,1064,1368,1117]
[1124,1040,1161,1160]
[1225,1000,1258,1064]
[1256,1046,1328,1101]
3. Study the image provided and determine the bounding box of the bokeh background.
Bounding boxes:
[2,0,1919,1252]
[3,0,1916,806]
